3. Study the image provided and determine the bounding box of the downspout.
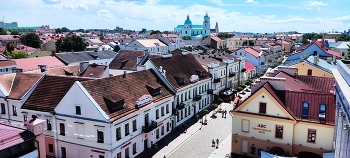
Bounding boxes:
[292,121,297,155]
[109,122,113,157]
[238,58,241,86]
[225,63,228,89]
[5,96,10,123]
[51,111,59,158]
[34,140,41,158]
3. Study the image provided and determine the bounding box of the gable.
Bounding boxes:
[288,44,331,61]
[235,88,295,121]
[55,82,109,122]
[126,41,145,49]
[293,62,333,77]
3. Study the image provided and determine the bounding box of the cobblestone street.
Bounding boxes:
[167,104,232,158]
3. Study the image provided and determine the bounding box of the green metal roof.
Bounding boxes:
[5,26,39,30]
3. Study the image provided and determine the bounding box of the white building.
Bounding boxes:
[150,34,185,51]
[145,51,212,126]
[126,39,168,55]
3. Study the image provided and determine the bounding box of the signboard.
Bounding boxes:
[253,124,271,134]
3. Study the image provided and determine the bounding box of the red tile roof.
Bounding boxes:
[0,74,16,93]
[242,47,260,57]
[0,60,16,67]
[0,123,35,151]
[22,75,93,112]
[15,56,65,72]
[109,50,145,70]
[80,64,107,78]
[80,69,173,122]
[8,73,44,99]
[149,50,210,90]
[211,36,224,42]
[244,61,255,71]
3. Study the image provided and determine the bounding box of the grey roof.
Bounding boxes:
[282,55,336,74]
[55,50,118,65]
[328,42,342,48]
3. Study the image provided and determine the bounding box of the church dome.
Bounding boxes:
[184,15,192,25]
[204,13,209,18]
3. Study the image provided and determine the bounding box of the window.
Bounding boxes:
[167,122,170,132]
[23,115,27,123]
[59,123,65,136]
[313,51,317,56]
[61,147,66,158]
[117,152,121,158]
[116,127,121,140]
[1,103,5,114]
[47,119,52,131]
[156,128,159,139]
[132,120,137,132]
[48,144,54,153]
[76,106,81,115]
[99,155,104,158]
[250,144,256,155]
[188,106,190,116]
[145,113,149,127]
[307,69,312,76]
[307,129,316,143]
[166,104,169,114]
[125,147,129,158]
[241,119,250,133]
[161,125,164,135]
[97,130,104,143]
[185,108,187,117]
[125,123,130,136]
[161,107,164,116]
[12,105,17,116]
[275,125,283,139]
[319,104,326,119]
[302,102,309,119]
[156,109,159,119]
[133,142,137,154]
[259,102,266,114]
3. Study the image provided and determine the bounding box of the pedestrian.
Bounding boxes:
[212,139,215,147]
[163,155,166,158]
[184,124,187,133]
[216,138,219,145]
[196,113,199,119]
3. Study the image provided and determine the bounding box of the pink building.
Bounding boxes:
[14,56,65,72]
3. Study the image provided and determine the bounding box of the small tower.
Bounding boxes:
[183,15,192,36]
[215,22,219,33]
[203,12,210,35]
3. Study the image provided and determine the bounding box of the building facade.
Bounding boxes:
[174,13,216,38]
[332,60,350,158]
[126,39,169,55]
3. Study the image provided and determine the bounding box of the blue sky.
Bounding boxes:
[1,0,350,33]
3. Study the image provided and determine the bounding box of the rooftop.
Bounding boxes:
[55,50,118,65]
[109,50,146,70]
[136,39,167,47]
[0,60,17,67]
[0,123,35,151]
[15,56,65,72]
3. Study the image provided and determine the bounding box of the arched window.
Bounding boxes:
[307,69,312,76]
[185,31,187,34]
[205,30,206,33]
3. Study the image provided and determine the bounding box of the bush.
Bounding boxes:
[203,109,209,115]
[211,104,218,109]
[237,87,243,92]
[239,84,246,89]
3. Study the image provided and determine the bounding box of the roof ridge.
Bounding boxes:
[8,73,16,95]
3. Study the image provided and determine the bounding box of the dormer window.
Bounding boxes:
[146,84,162,96]
[195,70,205,78]
[103,94,125,112]
[174,75,185,84]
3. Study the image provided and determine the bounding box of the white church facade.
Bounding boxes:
[174,13,218,38]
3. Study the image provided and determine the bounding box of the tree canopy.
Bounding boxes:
[337,33,350,41]
[113,45,121,52]
[218,32,230,39]
[150,30,161,35]
[61,27,70,32]
[55,28,63,34]
[6,43,15,52]
[55,35,88,52]
[302,33,323,44]
[344,44,350,60]
[182,36,192,40]
[242,40,255,46]
[139,28,147,34]
[10,31,20,35]
[3,50,28,59]
[20,33,42,48]
[0,28,7,35]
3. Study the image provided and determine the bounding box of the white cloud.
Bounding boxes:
[96,10,115,22]
[207,0,225,6]
[42,0,61,4]
[245,0,254,3]
[62,4,88,10]
[308,1,327,6]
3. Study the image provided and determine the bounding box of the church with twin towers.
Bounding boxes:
[174,13,219,38]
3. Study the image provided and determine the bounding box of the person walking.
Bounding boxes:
[212,139,215,147]
[216,138,219,148]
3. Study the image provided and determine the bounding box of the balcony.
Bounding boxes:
[241,68,246,72]
[229,72,236,78]
[213,78,221,83]
[193,95,202,101]
[142,121,157,133]
[178,103,186,110]
[172,109,179,115]
[207,89,213,94]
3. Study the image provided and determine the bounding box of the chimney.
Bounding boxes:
[313,56,318,64]
[89,73,93,78]
[38,65,47,72]
[51,50,56,56]
[79,61,89,73]
[332,55,336,62]
[312,38,317,43]
[123,71,127,78]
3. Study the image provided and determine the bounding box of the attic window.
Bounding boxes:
[174,75,185,84]
[103,94,125,112]
[146,84,162,96]
[195,70,205,78]
[64,70,73,76]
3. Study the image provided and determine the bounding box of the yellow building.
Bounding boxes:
[231,68,335,158]
[281,54,336,78]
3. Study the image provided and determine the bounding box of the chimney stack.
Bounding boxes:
[123,71,127,78]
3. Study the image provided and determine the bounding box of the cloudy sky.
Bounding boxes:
[1,0,350,33]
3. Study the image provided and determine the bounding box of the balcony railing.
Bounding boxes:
[213,78,221,83]
[207,89,213,94]
[142,121,157,133]
[229,73,235,78]
[178,103,186,110]
[193,95,202,101]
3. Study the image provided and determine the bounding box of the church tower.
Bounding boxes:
[203,13,210,35]
[215,22,219,33]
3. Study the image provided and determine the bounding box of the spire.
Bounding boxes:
[187,14,190,20]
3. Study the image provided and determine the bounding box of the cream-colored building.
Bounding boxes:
[226,38,269,50]
[231,67,335,158]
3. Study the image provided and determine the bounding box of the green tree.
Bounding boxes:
[55,35,88,52]
[55,28,63,34]
[76,29,85,33]
[150,30,161,35]
[139,28,147,34]
[345,44,350,60]
[6,43,15,52]
[61,27,70,32]
[3,50,28,59]
[218,32,230,39]
[113,45,121,52]
[10,31,20,35]
[182,36,192,40]
[20,33,41,48]
[202,35,208,40]
[302,33,323,44]
[0,28,7,35]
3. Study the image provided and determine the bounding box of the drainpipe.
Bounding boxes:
[238,58,241,86]
[34,140,41,158]
[225,63,228,89]
[5,96,10,124]
[51,111,59,158]
[109,123,113,157]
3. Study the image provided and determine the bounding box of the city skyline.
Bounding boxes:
[1,0,350,33]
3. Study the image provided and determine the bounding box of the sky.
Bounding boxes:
[1,0,350,33]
